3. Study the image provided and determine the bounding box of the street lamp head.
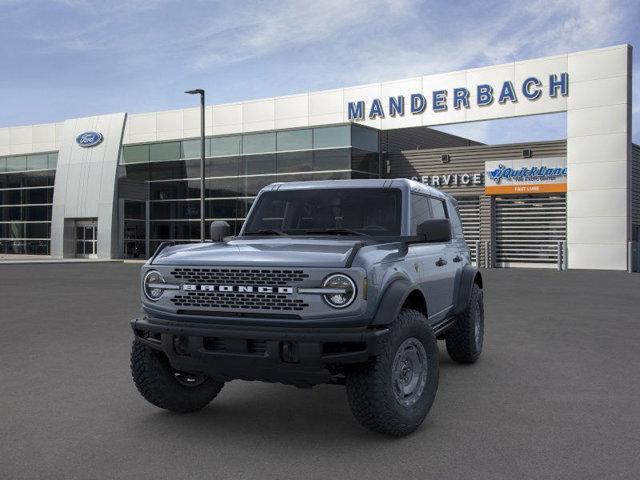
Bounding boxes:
[185,89,205,95]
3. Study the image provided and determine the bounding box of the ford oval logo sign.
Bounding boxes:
[76,131,103,148]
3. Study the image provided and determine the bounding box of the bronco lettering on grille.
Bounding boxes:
[182,285,294,294]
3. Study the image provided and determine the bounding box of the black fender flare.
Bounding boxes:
[370,278,423,326]
[453,265,482,316]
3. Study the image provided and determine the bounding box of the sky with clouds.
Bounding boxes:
[0,0,638,144]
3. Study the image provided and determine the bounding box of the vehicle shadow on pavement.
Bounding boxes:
[127,346,463,445]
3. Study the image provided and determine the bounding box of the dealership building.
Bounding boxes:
[0,44,637,271]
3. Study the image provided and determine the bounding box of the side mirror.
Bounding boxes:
[417,219,451,243]
[209,220,230,242]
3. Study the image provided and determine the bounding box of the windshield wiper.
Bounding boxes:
[302,228,369,237]
[244,229,288,236]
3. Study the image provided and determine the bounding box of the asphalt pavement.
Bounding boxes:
[1,263,639,480]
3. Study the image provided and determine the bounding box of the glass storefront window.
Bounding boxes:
[122,144,150,164]
[206,156,239,177]
[313,126,350,149]
[277,129,312,151]
[150,200,201,220]
[240,174,277,196]
[150,142,181,162]
[206,199,237,219]
[27,154,49,171]
[277,151,313,174]
[242,154,276,176]
[124,201,145,220]
[181,139,202,159]
[242,133,276,154]
[211,136,241,157]
[351,149,380,174]
[0,152,56,174]
[205,177,239,198]
[351,125,380,152]
[48,153,58,170]
[5,156,27,172]
[121,163,150,182]
[313,148,350,171]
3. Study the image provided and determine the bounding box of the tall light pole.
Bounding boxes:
[185,89,206,242]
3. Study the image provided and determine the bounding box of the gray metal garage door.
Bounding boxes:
[495,195,567,267]
[456,196,480,263]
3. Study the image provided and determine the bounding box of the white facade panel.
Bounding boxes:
[567,216,627,244]
[0,127,10,146]
[567,133,628,164]
[10,126,33,145]
[275,95,308,120]
[567,104,628,138]
[242,99,275,132]
[568,46,630,82]
[212,103,242,135]
[32,124,56,144]
[50,113,126,259]
[343,83,382,128]
[568,244,628,270]
[127,113,157,137]
[567,76,629,110]
[567,189,627,218]
[566,44,631,271]
[156,110,183,133]
[567,161,627,191]
[308,89,343,117]
[420,72,468,125]
[465,63,516,122]
[513,55,568,116]
[380,78,423,129]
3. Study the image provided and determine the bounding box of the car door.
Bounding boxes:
[428,196,458,316]
[408,193,451,321]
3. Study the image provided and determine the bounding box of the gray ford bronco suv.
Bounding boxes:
[130,179,484,436]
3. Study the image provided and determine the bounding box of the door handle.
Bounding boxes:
[435,258,447,267]
[453,255,462,263]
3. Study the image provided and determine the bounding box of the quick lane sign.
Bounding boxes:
[348,73,569,120]
[484,157,567,195]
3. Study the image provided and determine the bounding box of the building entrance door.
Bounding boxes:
[76,221,98,258]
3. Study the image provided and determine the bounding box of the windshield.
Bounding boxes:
[243,188,402,237]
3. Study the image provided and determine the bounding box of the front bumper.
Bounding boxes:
[131,316,388,387]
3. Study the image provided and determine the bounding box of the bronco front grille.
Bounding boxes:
[170,291,309,311]
[170,268,309,286]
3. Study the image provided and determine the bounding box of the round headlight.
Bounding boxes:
[143,270,165,301]
[322,274,356,309]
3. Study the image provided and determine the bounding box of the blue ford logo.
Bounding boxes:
[76,131,103,148]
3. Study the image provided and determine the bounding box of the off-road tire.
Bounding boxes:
[445,283,484,363]
[131,339,224,413]
[345,309,439,436]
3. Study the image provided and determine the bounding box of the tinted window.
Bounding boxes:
[241,154,276,175]
[277,151,312,173]
[122,145,149,164]
[313,126,350,149]
[243,133,276,154]
[313,149,350,171]
[277,129,312,151]
[211,136,241,157]
[429,198,447,219]
[150,142,181,162]
[447,199,464,237]
[244,188,402,236]
[410,194,432,235]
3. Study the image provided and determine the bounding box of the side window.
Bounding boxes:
[447,199,464,237]
[410,194,431,235]
[429,198,447,219]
